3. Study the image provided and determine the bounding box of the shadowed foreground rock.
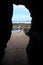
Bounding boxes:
[0,0,43,65]
[2,31,29,65]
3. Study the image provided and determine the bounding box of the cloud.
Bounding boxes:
[12,14,32,22]
[12,4,32,23]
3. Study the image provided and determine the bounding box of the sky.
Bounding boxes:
[12,4,32,23]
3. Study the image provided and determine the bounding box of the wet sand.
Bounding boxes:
[3,30,29,65]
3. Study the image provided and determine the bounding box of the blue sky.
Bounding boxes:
[12,4,32,23]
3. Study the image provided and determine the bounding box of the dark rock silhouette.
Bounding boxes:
[0,1,12,64]
[0,0,43,65]
[26,1,43,65]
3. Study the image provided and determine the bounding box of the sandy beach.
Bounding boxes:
[3,30,29,65]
